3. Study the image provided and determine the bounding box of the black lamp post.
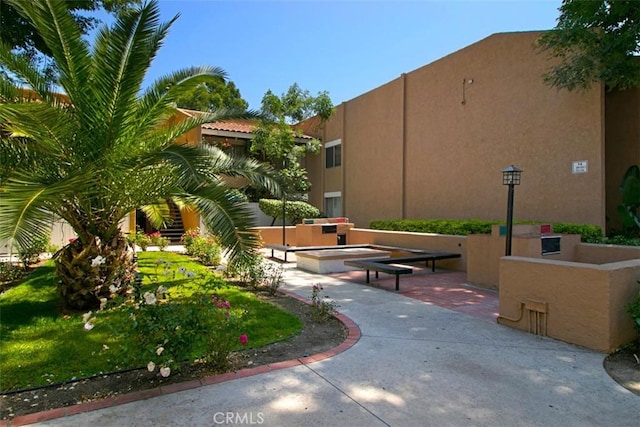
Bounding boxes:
[502,165,522,256]
[282,192,286,245]
[282,159,287,246]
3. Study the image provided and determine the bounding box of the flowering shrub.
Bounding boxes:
[310,284,339,323]
[181,229,222,266]
[83,260,248,377]
[126,231,169,251]
[148,232,170,251]
[181,228,200,248]
[127,230,152,251]
[133,289,248,375]
[229,254,283,295]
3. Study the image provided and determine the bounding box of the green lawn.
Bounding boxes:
[0,252,301,392]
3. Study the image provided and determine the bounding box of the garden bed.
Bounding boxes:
[0,291,348,419]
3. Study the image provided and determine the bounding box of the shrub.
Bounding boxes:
[16,235,50,270]
[229,254,267,288]
[550,223,603,243]
[127,230,152,251]
[259,199,321,225]
[370,219,497,235]
[309,284,339,322]
[132,289,247,375]
[181,228,201,249]
[148,232,170,251]
[368,219,625,244]
[228,254,283,295]
[0,262,25,284]
[181,229,222,266]
[598,235,640,246]
[617,165,640,237]
[627,286,640,350]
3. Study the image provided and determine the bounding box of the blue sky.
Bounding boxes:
[134,0,563,110]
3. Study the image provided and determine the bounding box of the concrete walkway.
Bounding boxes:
[20,265,640,426]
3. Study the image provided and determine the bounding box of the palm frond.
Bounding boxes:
[133,66,230,133]
[138,202,171,230]
[179,186,261,261]
[0,42,54,104]
[0,102,75,159]
[7,0,90,106]
[0,171,89,249]
[87,2,177,147]
[197,144,282,196]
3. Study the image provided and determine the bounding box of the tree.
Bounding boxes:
[174,78,248,112]
[250,83,333,198]
[538,0,640,91]
[0,0,280,310]
[0,0,139,58]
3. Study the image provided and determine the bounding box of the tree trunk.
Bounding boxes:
[54,233,135,311]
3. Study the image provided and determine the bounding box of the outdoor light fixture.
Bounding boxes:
[502,165,522,256]
[502,165,522,186]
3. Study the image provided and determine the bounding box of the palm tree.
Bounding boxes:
[0,0,280,311]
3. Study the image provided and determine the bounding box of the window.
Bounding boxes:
[325,139,341,168]
[324,192,342,217]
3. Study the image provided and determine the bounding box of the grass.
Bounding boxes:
[0,252,302,392]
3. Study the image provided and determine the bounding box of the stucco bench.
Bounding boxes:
[265,243,371,262]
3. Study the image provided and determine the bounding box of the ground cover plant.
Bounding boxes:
[0,252,301,392]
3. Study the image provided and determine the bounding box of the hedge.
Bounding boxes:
[258,199,321,225]
[369,219,610,244]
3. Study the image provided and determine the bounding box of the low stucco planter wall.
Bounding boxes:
[498,256,640,352]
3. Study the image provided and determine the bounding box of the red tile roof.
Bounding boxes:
[201,119,257,134]
[177,108,313,139]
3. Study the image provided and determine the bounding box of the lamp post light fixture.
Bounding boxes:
[502,165,522,256]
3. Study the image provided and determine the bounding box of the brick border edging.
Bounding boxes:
[3,290,361,427]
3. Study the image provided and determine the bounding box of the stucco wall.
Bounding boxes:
[307,104,345,211]
[253,226,297,247]
[575,243,640,264]
[343,79,406,226]
[344,228,466,271]
[499,256,640,352]
[467,226,582,289]
[309,31,608,229]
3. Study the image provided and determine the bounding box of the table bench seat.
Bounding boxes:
[343,260,413,290]
[343,252,462,290]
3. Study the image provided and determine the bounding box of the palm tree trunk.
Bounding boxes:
[54,233,135,311]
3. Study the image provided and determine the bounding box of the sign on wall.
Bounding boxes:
[572,160,588,174]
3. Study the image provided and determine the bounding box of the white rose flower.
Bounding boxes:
[143,292,157,305]
[156,346,164,356]
[159,367,171,377]
[147,361,156,372]
[84,322,94,331]
[91,255,106,267]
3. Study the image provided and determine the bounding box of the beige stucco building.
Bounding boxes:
[304,31,640,232]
